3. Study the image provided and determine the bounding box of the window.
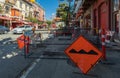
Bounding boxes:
[25,13,27,17]
[18,26,24,28]
[5,6,10,13]
[25,26,31,28]
[113,0,119,11]
[25,5,27,10]
[20,2,22,8]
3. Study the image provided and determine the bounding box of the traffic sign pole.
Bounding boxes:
[72,28,75,39]
[26,36,30,54]
[24,35,27,58]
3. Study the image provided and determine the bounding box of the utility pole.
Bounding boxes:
[67,0,72,27]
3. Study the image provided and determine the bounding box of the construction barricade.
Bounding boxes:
[17,30,42,58]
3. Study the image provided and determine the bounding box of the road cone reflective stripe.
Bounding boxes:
[101,29,106,60]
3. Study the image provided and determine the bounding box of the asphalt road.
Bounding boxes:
[0,30,52,78]
[1,30,120,78]
[20,35,120,78]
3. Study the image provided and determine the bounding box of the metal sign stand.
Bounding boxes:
[24,35,27,58]
[73,72,99,78]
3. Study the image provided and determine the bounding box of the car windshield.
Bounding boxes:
[25,26,31,28]
[17,26,25,28]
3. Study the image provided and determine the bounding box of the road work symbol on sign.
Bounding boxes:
[69,49,98,55]
[65,35,102,74]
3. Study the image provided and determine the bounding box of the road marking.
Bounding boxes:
[20,58,41,78]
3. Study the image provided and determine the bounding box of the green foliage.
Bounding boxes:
[46,20,52,26]
[26,16,38,23]
[56,3,69,22]
[38,21,43,25]
[0,4,3,13]
[30,17,38,23]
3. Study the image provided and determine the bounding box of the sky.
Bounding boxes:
[37,0,59,20]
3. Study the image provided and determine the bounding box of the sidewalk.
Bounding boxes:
[20,36,120,78]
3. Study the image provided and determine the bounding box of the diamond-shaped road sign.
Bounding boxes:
[65,35,102,74]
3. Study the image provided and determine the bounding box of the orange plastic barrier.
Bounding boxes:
[17,35,25,49]
[17,35,30,49]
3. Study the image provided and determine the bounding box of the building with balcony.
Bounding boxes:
[10,0,34,28]
[32,2,45,22]
[0,0,45,30]
[31,2,45,29]
[0,0,12,28]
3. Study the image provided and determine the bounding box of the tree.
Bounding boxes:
[56,3,68,22]
[0,4,3,13]
[46,20,52,26]
[26,16,38,23]
[30,17,38,23]
[56,3,74,26]
[56,1,74,26]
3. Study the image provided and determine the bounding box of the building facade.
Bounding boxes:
[0,0,12,28]
[111,0,120,36]
[10,0,34,28]
[74,0,111,35]
[74,0,120,41]
[0,0,45,29]
[32,2,45,21]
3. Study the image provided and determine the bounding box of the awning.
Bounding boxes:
[0,16,11,20]
[12,20,24,23]
[23,21,33,25]
[42,23,47,26]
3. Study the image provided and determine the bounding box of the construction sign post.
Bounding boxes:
[65,35,102,74]
[17,34,31,58]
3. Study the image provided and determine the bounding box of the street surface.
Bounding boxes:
[0,32,34,78]
[0,30,120,78]
[0,30,52,78]
[21,34,120,78]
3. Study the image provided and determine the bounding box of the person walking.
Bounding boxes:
[32,26,36,34]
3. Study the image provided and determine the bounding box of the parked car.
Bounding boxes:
[0,25,9,34]
[12,25,33,34]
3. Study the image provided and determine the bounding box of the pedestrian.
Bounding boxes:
[32,26,36,34]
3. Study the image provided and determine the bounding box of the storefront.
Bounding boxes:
[111,0,120,34]
[93,0,110,35]
[11,7,23,29]
[0,15,11,28]
[75,7,83,27]
[84,7,91,29]
[12,20,24,28]
[78,0,95,34]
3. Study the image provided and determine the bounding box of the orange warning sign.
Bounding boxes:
[65,35,102,74]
